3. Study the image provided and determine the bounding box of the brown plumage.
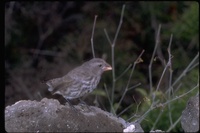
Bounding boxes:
[46,58,112,101]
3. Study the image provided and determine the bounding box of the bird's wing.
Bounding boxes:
[46,76,74,93]
[64,66,93,82]
[49,73,89,99]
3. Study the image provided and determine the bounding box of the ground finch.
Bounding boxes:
[46,58,112,102]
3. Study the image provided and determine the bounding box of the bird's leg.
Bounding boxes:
[78,98,91,111]
[78,98,87,105]
[65,99,78,112]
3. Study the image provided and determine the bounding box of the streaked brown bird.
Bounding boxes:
[46,58,112,102]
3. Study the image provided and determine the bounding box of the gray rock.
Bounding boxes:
[181,95,199,132]
[5,98,143,132]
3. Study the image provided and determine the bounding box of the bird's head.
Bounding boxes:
[83,58,112,75]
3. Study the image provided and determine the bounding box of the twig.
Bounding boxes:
[104,29,112,45]
[167,116,181,132]
[117,104,134,117]
[166,52,199,94]
[150,34,174,127]
[104,84,116,115]
[151,110,163,131]
[113,5,125,47]
[115,50,145,113]
[91,15,98,58]
[104,4,126,113]
[127,83,141,90]
[167,34,173,126]
[155,35,173,92]
[134,81,198,123]
[187,62,199,72]
[149,24,161,95]
[115,64,132,81]
[163,83,198,106]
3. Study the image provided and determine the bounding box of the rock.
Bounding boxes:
[5,98,144,132]
[181,95,199,132]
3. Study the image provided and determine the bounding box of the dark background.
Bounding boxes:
[5,1,199,131]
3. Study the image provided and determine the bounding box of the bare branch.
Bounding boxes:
[91,15,98,58]
[115,50,145,113]
[104,29,112,46]
[167,34,173,126]
[115,64,132,81]
[149,24,161,95]
[103,4,126,112]
[112,4,125,47]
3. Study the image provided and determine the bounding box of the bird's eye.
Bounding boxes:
[98,64,102,67]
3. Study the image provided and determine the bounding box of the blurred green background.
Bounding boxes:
[5,1,199,132]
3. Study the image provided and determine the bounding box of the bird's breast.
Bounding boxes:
[81,76,100,90]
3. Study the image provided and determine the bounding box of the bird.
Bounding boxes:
[46,58,112,102]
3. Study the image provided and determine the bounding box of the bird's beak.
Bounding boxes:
[103,64,112,71]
